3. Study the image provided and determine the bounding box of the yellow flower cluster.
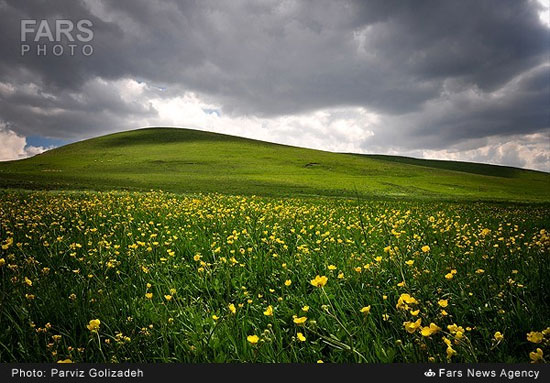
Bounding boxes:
[1,191,548,363]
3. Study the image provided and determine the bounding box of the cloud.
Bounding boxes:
[149,92,377,153]
[0,0,548,170]
[367,131,550,171]
[364,64,550,150]
[0,123,48,160]
[0,76,157,139]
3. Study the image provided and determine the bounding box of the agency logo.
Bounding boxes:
[20,19,94,57]
[424,369,436,378]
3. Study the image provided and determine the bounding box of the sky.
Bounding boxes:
[0,0,549,171]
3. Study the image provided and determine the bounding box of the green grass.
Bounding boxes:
[0,127,548,201]
[0,190,548,363]
[1,128,548,363]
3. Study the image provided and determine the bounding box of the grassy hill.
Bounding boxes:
[0,127,548,201]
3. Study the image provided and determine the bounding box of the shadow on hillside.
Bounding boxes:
[348,154,532,178]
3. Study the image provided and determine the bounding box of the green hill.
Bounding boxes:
[0,127,548,201]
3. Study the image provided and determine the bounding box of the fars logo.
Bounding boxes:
[20,19,94,57]
[424,369,436,378]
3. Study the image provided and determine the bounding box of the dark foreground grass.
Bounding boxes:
[0,190,548,363]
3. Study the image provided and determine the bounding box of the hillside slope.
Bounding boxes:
[0,128,548,201]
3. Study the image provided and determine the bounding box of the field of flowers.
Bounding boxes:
[0,190,548,363]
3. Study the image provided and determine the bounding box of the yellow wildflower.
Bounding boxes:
[403,318,422,333]
[446,346,457,359]
[87,319,101,332]
[529,348,543,363]
[310,275,328,288]
[420,323,441,337]
[293,316,307,325]
[527,331,544,344]
[360,305,371,314]
[396,293,418,310]
[263,305,273,316]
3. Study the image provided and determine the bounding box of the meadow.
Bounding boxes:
[0,190,548,363]
[1,128,549,201]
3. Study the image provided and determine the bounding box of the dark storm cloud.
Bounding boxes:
[0,77,157,138]
[0,0,548,167]
[368,64,550,150]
